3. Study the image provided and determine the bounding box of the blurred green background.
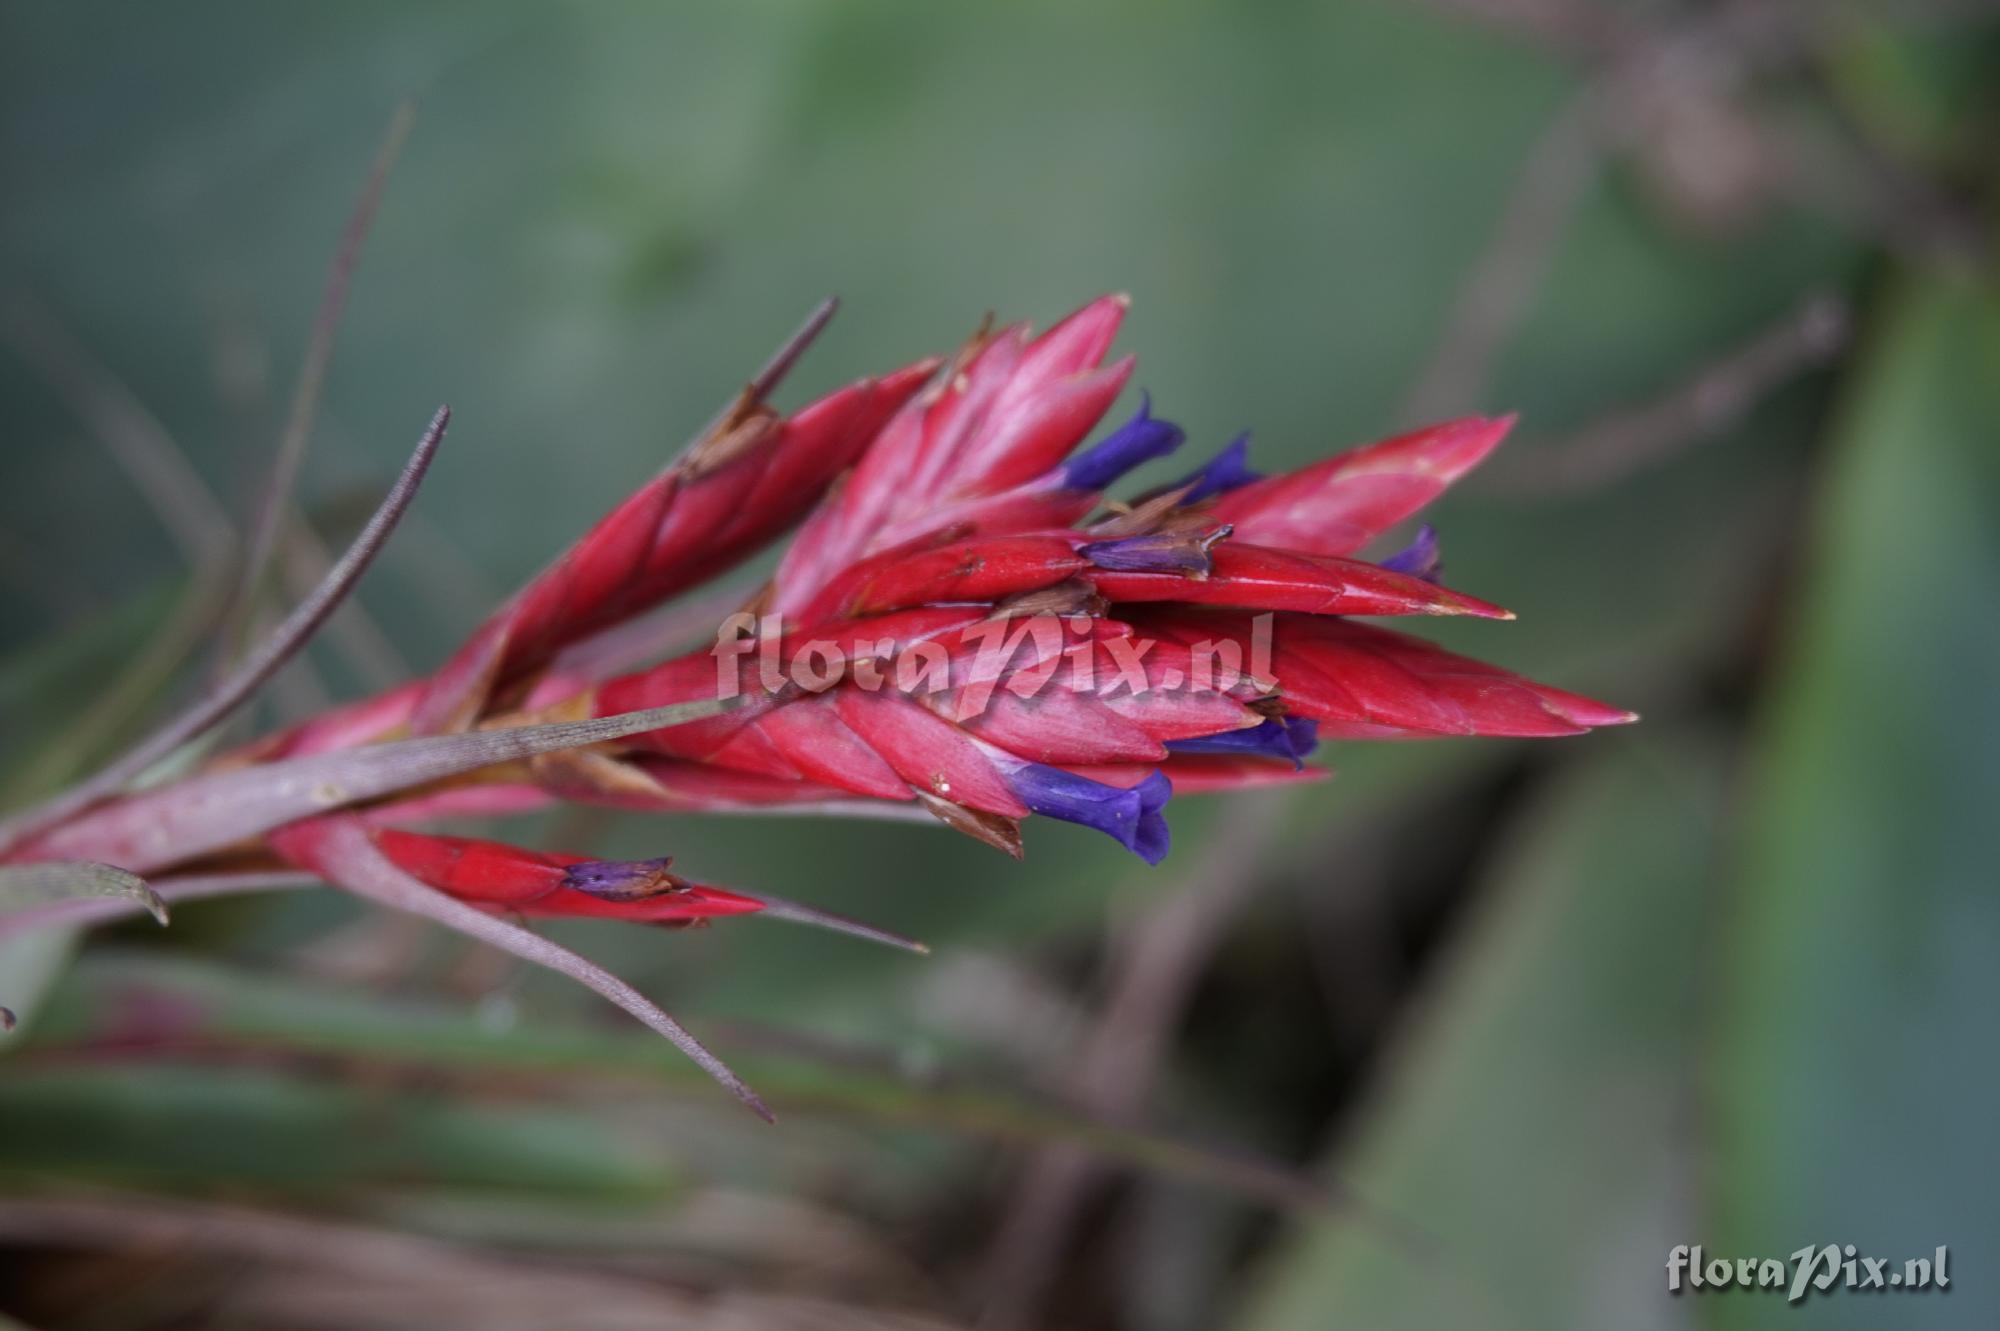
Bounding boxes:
[1,2,1996,1328]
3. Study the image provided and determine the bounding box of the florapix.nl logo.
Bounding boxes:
[1668,1244,1950,1304]
[710,610,1277,714]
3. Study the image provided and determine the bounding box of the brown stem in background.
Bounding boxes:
[0,409,450,855]
[0,297,237,571]
[216,102,416,670]
[1487,291,1850,494]
[976,795,1292,1329]
[1398,87,1612,424]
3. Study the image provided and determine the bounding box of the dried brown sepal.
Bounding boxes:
[1087,484,1198,539]
[685,397,782,480]
[990,578,1107,621]
[566,862,686,903]
[914,789,1024,858]
[529,747,677,804]
[934,312,1000,401]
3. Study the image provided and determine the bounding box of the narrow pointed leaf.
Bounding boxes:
[0,406,451,854]
[221,100,416,665]
[0,862,166,926]
[0,870,319,939]
[24,692,738,873]
[277,816,773,1120]
[734,887,930,955]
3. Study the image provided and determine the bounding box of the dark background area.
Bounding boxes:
[1,2,1996,1327]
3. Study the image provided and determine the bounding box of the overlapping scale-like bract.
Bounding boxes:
[479,295,1635,870]
[0,293,1636,1118]
[370,828,766,923]
[144,294,1627,925]
[408,358,938,735]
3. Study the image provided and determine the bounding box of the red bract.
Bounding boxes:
[410,358,938,735]
[365,828,765,923]
[0,294,1632,1113]
[507,299,1629,866]
[1207,414,1515,555]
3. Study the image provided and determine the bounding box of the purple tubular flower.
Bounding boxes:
[1078,525,1229,575]
[1378,523,1442,582]
[1059,394,1187,491]
[1005,764,1173,864]
[1166,716,1320,769]
[1174,433,1262,503]
[561,856,680,901]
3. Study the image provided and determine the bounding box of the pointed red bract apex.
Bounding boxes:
[408,360,935,733]
[26,296,1629,998]
[1086,543,1514,619]
[1211,414,1515,558]
[765,300,1134,617]
[1272,616,1629,738]
[1012,293,1129,385]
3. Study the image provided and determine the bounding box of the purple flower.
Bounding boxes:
[1060,394,1186,491]
[1004,763,1173,864]
[1166,716,1319,768]
[1379,523,1442,582]
[1078,525,1230,575]
[562,856,679,901]
[1173,434,1261,503]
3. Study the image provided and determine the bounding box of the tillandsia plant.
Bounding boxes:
[0,293,1633,1117]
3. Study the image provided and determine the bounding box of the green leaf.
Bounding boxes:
[0,581,201,1047]
[0,1063,679,1200]
[0,932,78,1040]
[0,861,167,926]
[23,951,1322,1213]
[1709,274,2000,1327]
[1232,733,1726,1331]
[0,863,164,1043]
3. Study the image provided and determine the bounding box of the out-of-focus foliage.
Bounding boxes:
[1708,276,2000,1331]
[1239,273,2000,1331]
[1,2,1995,1328]
[1236,736,1729,1331]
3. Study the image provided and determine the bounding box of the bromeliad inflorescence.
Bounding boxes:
[0,294,1632,1114]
